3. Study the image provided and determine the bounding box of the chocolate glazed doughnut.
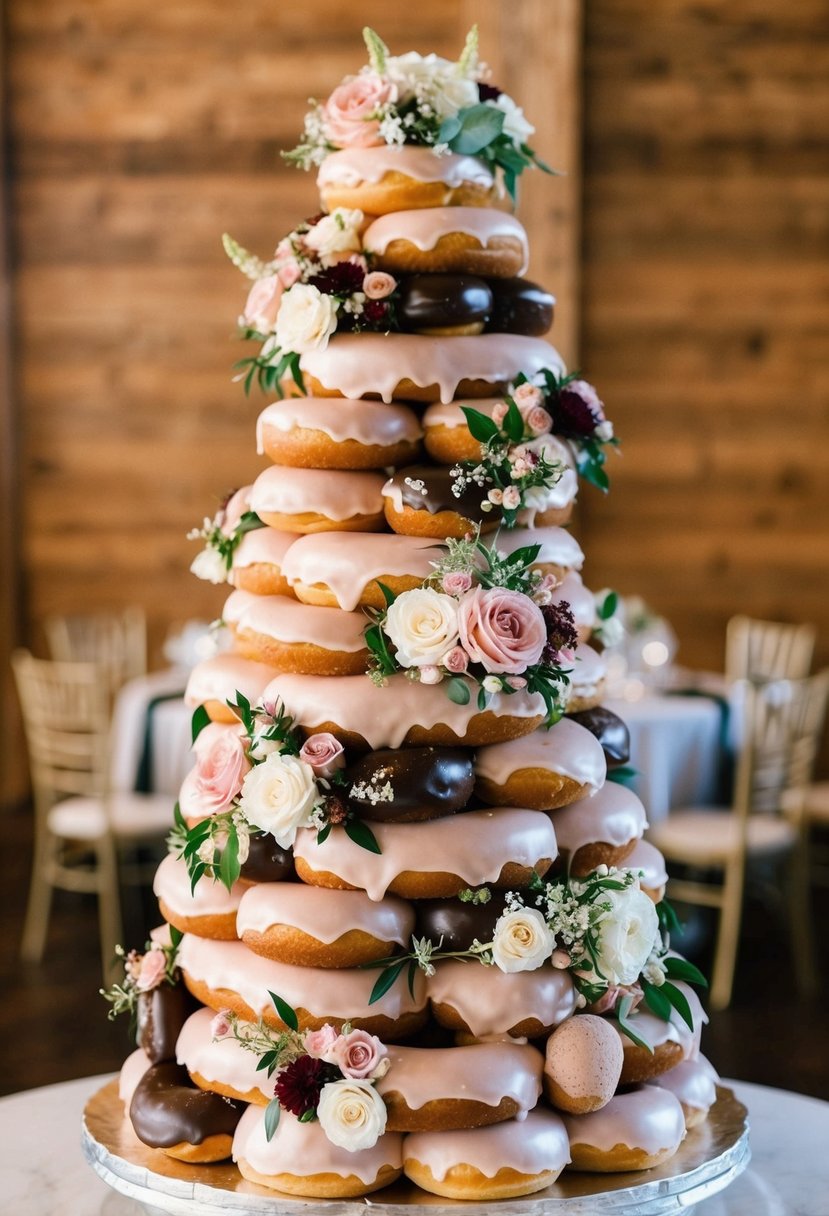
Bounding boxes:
[382,464,500,539]
[415,893,509,952]
[129,1061,243,1162]
[346,747,475,822]
[397,274,493,336]
[238,832,296,884]
[567,706,631,769]
[486,278,555,337]
[137,982,198,1064]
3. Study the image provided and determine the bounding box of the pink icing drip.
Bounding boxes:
[563,1085,686,1156]
[184,655,279,709]
[235,883,414,946]
[423,397,506,428]
[377,1043,542,1113]
[403,1108,570,1181]
[649,1055,718,1111]
[249,465,385,521]
[234,594,367,652]
[427,961,576,1037]
[281,532,439,611]
[152,854,244,918]
[317,146,495,189]
[176,1008,272,1101]
[233,1103,403,1183]
[475,719,607,791]
[551,781,648,856]
[230,527,297,572]
[364,207,528,273]
[221,589,259,626]
[256,398,422,451]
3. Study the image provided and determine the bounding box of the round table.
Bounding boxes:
[2,1075,826,1215]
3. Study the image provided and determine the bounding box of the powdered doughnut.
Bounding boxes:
[236,883,415,967]
[153,853,245,941]
[176,1007,273,1105]
[363,208,528,277]
[229,526,297,597]
[233,1102,403,1198]
[317,145,505,215]
[282,531,439,611]
[474,719,607,810]
[567,706,631,769]
[429,960,577,1039]
[230,593,369,676]
[382,464,500,539]
[177,934,427,1040]
[543,1015,624,1114]
[563,1085,686,1173]
[262,672,546,750]
[345,746,475,822]
[649,1055,718,1129]
[496,524,584,583]
[552,781,647,876]
[184,654,279,723]
[292,808,557,901]
[377,1042,542,1132]
[296,332,565,404]
[256,398,422,470]
[549,572,598,642]
[564,644,608,713]
[403,1108,570,1199]
[624,838,669,903]
[248,465,386,533]
[129,1060,243,1163]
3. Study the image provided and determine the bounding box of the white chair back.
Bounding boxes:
[726,615,815,683]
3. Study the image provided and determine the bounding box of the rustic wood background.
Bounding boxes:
[2,0,827,793]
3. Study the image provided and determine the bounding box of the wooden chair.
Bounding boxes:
[12,649,173,982]
[725,614,816,683]
[44,607,148,699]
[648,673,827,1010]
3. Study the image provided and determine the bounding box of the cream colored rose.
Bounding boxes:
[491,907,555,973]
[317,1078,387,1151]
[237,751,318,848]
[491,94,535,143]
[190,547,227,585]
[274,284,338,354]
[303,209,364,262]
[594,887,659,986]
[383,588,460,668]
[385,52,478,118]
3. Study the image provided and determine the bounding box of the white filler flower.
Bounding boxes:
[237,751,318,848]
[383,588,460,667]
[317,1078,388,1151]
[303,208,364,261]
[491,907,555,973]
[275,283,338,354]
[594,886,659,985]
[190,547,227,585]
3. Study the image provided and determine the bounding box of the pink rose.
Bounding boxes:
[190,730,250,817]
[136,948,167,992]
[304,1023,339,1059]
[278,259,301,289]
[442,571,473,596]
[330,1029,388,1080]
[512,382,544,412]
[492,401,509,426]
[211,1010,232,1039]
[527,406,553,436]
[299,733,345,779]
[322,73,397,149]
[506,675,527,689]
[363,271,397,300]
[443,646,469,674]
[242,274,283,333]
[502,486,521,510]
[458,587,547,674]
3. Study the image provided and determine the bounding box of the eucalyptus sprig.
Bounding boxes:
[232,339,304,398]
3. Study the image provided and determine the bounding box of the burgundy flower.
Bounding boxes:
[541,601,579,665]
[305,213,326,228]
[550,379,605,439]
[478,82,503,102]
[323,794,347,825]
[309,260,365,298]
[363,298,391,327]
[275,1056,336,1117]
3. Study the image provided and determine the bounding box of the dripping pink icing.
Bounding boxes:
[230,527,297,573]
[317,146,496,189]
[363,208,528,274]
[495,525,584,571]
[262,672,545,750]
[235,883,414,946]
[152,854,244,919]
[649,1055,718,1112]
[177,934,427,1021]
[118,1048,152,1107]
[562,1085,686,1156]
[300,334,565,404]
[403,1108,570,1181]
[256,398,422,451]
[549,572,597,638]
[428,961,576,1037]
[184,655,278,709]
[249,465,385,521]
[292,809,557,902]
[475,719,607,791]
[281,532,439,611]
[551,781,647,856]
[624,839,669,890]
[234,594,368,653]
[233,1102,403,1183]
[176,1008,272,1102]
[377,1043,542,1115]
[221,588,259,626]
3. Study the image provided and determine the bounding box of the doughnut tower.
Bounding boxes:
[111,35,718,1204]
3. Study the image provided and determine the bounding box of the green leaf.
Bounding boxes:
[664,956,708,988]
[188,861,206,895]
[437,114,463,144]
[407,958,418,998]
[269,991,298,1031]
[661,980,695,1031]
[607,765,639,786]
[345,819,382,855]
[368,959,406,1005]
[615,993,653,1053]
[658,899,683,936]
[236,511,265,538]
[503,397,525,443]
[168,925,183,950]
[449,103,505,155]
[316,823,332,845]
[642,978,673,1022]
[264,1096,281,1141]
[191,704,211,745]
[477,686,488,711]
[598,590,619,620]
[218,823,241,892]
[298,1108,317,1123]
[375,581,397,608]
[461,406,499,444]
[445,677,471,705]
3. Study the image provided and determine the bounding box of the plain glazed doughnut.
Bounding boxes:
[235,883,415,967]
[262,672,546,751]
[316,145,505,215]
[649,1055,718,1128]
[363,208,528,277]
[229,526,297,597]
[176,1007,273,1105]
[281,531,439,612]
[624,838,669,903]
[177,934,427,1041]
[429,960,577,1039]
[184,654,279,723]
[382,464,500,539]
[543,1015,624,1114]
[248,465,386,533]
[564,644,608,713]
[292,808,557,901]
[153,854,245,941]
[496,524,584,583]
[423,397,507,464]
[377,1043,543,1132]
[551,781,647,876]
[563,1085,686,1173]
[129,1060,243,1163]
[402,1108,570,1199]
[230,593,369,676]
[474,719,607,810]
[610,1007,688,1084]
[256,398,422,470]
[233,1102,403,1198]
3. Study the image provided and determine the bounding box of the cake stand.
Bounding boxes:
[82,1080,749,1215]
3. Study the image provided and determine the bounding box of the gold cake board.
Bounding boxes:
[82,1080,749,1215]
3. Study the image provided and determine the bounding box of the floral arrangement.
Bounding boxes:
[213,992,390,1149]
[523,369,619,492]
[223,210,401,396]
[285,27,553,201]
[100,928,183,1021]
[367,866,707,1050]
[188,490,265,585]
[364,530,578,725]
[169,694,380,894]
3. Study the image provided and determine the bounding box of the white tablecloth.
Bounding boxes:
[109,668,193,795]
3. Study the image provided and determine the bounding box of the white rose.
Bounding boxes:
[190,547,227,585]
[597,615,625,648]
[317,1078,387,1152]
[303,209,364,261]
[491,94,535,143]
[491,907,554,973]
[274,284,338,354]
[385,52,478,118]
[237,752,318,848]
[594,887,659,985]
[383,588,460,668]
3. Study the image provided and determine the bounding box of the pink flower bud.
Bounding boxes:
[442,570,473,596]
[527,406,553,436]
[502,486,521,510]
[506,675,527,689]
[299,732,345,779]
[419,665,443,685]
[136,947,167,992]
[492,401,509,426]
[363,270,397,300]
[443,646,469,674]
[304,1023,339,1059]
[551,949,572,969]
[211,1010,232,1039]
[487,488,504,505]
[513,382,544,411]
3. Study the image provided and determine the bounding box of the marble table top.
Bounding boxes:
[2,1074,827,1215]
